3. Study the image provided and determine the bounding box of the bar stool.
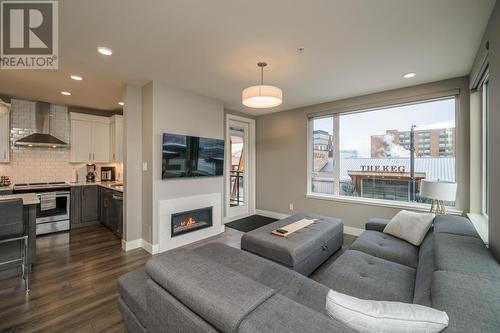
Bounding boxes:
[0,198,29,293]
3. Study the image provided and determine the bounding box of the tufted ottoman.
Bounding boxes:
[241,213,343,276]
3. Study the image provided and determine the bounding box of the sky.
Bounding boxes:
[313,98,456,157]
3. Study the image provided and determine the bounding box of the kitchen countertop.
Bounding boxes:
[0,193,40,205]
[68,181,123,192]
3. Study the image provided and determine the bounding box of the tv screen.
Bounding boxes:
[162,133,224,179]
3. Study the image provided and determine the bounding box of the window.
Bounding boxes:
[309,98,457,206]
[481,77,489,216]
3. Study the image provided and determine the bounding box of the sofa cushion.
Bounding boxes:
[146,248,275,333]
[434,232,500,278]
[431,271,500,333]
[241,213,343,267]
[194,242,330,313]
[118,298,147,333]
[316,250,416,303]
[383,210,435,246]
[350,230,419,268]
[433,214,481,238]
[238,294,357,333]
[116,267,149,328]
[413,232,434,306]
[326,290,449,333]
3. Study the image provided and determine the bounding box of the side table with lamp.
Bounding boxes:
[419,179,458,214]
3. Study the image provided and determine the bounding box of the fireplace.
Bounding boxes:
[171,206,213,237]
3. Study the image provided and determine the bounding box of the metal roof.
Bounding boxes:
[319,157,456,182]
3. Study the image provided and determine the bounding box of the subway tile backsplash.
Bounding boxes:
[0,99,122,184]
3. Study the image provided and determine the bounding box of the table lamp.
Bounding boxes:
[419,179,457,214]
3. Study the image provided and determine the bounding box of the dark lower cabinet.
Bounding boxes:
[98,187,123,239]
[71,185,123,239]
[82,186,99,222]
[70,185,99,227]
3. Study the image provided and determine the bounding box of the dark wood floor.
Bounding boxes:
[0,224,356,333]
[0,225,150,333]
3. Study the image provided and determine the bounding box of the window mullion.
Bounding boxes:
[333,115,340,195]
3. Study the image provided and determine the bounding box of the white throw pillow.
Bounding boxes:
[383,210,435,246]
[325,290,449,333]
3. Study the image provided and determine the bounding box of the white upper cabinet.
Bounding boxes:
[110,115,123,162]
[70,113,110,163]
[0,112,9,163]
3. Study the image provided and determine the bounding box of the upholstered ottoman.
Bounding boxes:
[241,213,343,276]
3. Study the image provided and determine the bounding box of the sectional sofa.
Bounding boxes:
[117,215,500,332]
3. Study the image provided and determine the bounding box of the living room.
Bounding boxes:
[0,0,499,332]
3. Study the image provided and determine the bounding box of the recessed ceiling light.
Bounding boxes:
[70,75,83,81]
[403,72,416,78]
[118,102,124,106]
[97,46,113,56]
[61,91,71,96]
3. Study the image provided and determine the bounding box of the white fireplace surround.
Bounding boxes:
[158,192,224,253]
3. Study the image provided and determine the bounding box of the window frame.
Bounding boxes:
[306,96,461,211]
[480,73,489,217]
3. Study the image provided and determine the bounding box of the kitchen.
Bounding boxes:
[0,97,124,284]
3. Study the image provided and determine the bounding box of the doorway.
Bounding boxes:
[225,114,255,221]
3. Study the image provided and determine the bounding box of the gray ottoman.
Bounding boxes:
[241,213,343,276]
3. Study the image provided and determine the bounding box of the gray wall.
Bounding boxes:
[472,2,500,261]
[123,84,143,242]
[141,83,154,243]
[255,77,469,230]
[143,81,224,244]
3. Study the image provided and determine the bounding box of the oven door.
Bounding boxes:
[36,191,70,224]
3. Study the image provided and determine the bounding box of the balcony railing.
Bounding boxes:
[230,170,244,207]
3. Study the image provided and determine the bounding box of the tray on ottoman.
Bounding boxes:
[241,213,343,276]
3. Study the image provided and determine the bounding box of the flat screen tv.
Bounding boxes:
[162,133,224,179]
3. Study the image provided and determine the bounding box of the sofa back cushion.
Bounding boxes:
[238,294,357,333]
[434,232,500,278]
[146,248,275,333]
[193,242,330,313]
[413,232,434,306]
[433,215,481,238]
[431,271,500,332]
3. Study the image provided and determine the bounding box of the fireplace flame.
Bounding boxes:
[180,217,197,227]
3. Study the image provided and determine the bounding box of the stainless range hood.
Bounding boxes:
[15,102,69,148]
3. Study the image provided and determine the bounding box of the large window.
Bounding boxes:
[309,98,457,206]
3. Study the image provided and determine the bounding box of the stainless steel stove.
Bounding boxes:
[13,182,71,235]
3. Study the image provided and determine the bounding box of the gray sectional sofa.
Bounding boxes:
[118,215,500,333]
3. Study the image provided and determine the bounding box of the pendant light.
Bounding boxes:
[0,99,10,117]
[242,62,283,108]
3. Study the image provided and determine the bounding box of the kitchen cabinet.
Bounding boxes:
[0,111,10,163]
[70,113,110,163]
[70,186,82,225]
[81,185,99,222]
[99,187,123,238]
[110,115,123,162]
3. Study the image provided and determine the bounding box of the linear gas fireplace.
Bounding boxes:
[171,206,213,237]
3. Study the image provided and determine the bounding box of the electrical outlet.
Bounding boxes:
[289,203,294,211]
[142,162,148,171]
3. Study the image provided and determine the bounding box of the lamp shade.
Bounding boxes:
[242,85,282,108]
[419,179,457,201]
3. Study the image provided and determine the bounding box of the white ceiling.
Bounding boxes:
[0,0,495,114]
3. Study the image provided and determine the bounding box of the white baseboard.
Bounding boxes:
[122,239,159,254]
[256,209,365,237]
[224,212,253,223]
[255,209,290,220]
[121,239,142,251]
[141,240,160,254]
